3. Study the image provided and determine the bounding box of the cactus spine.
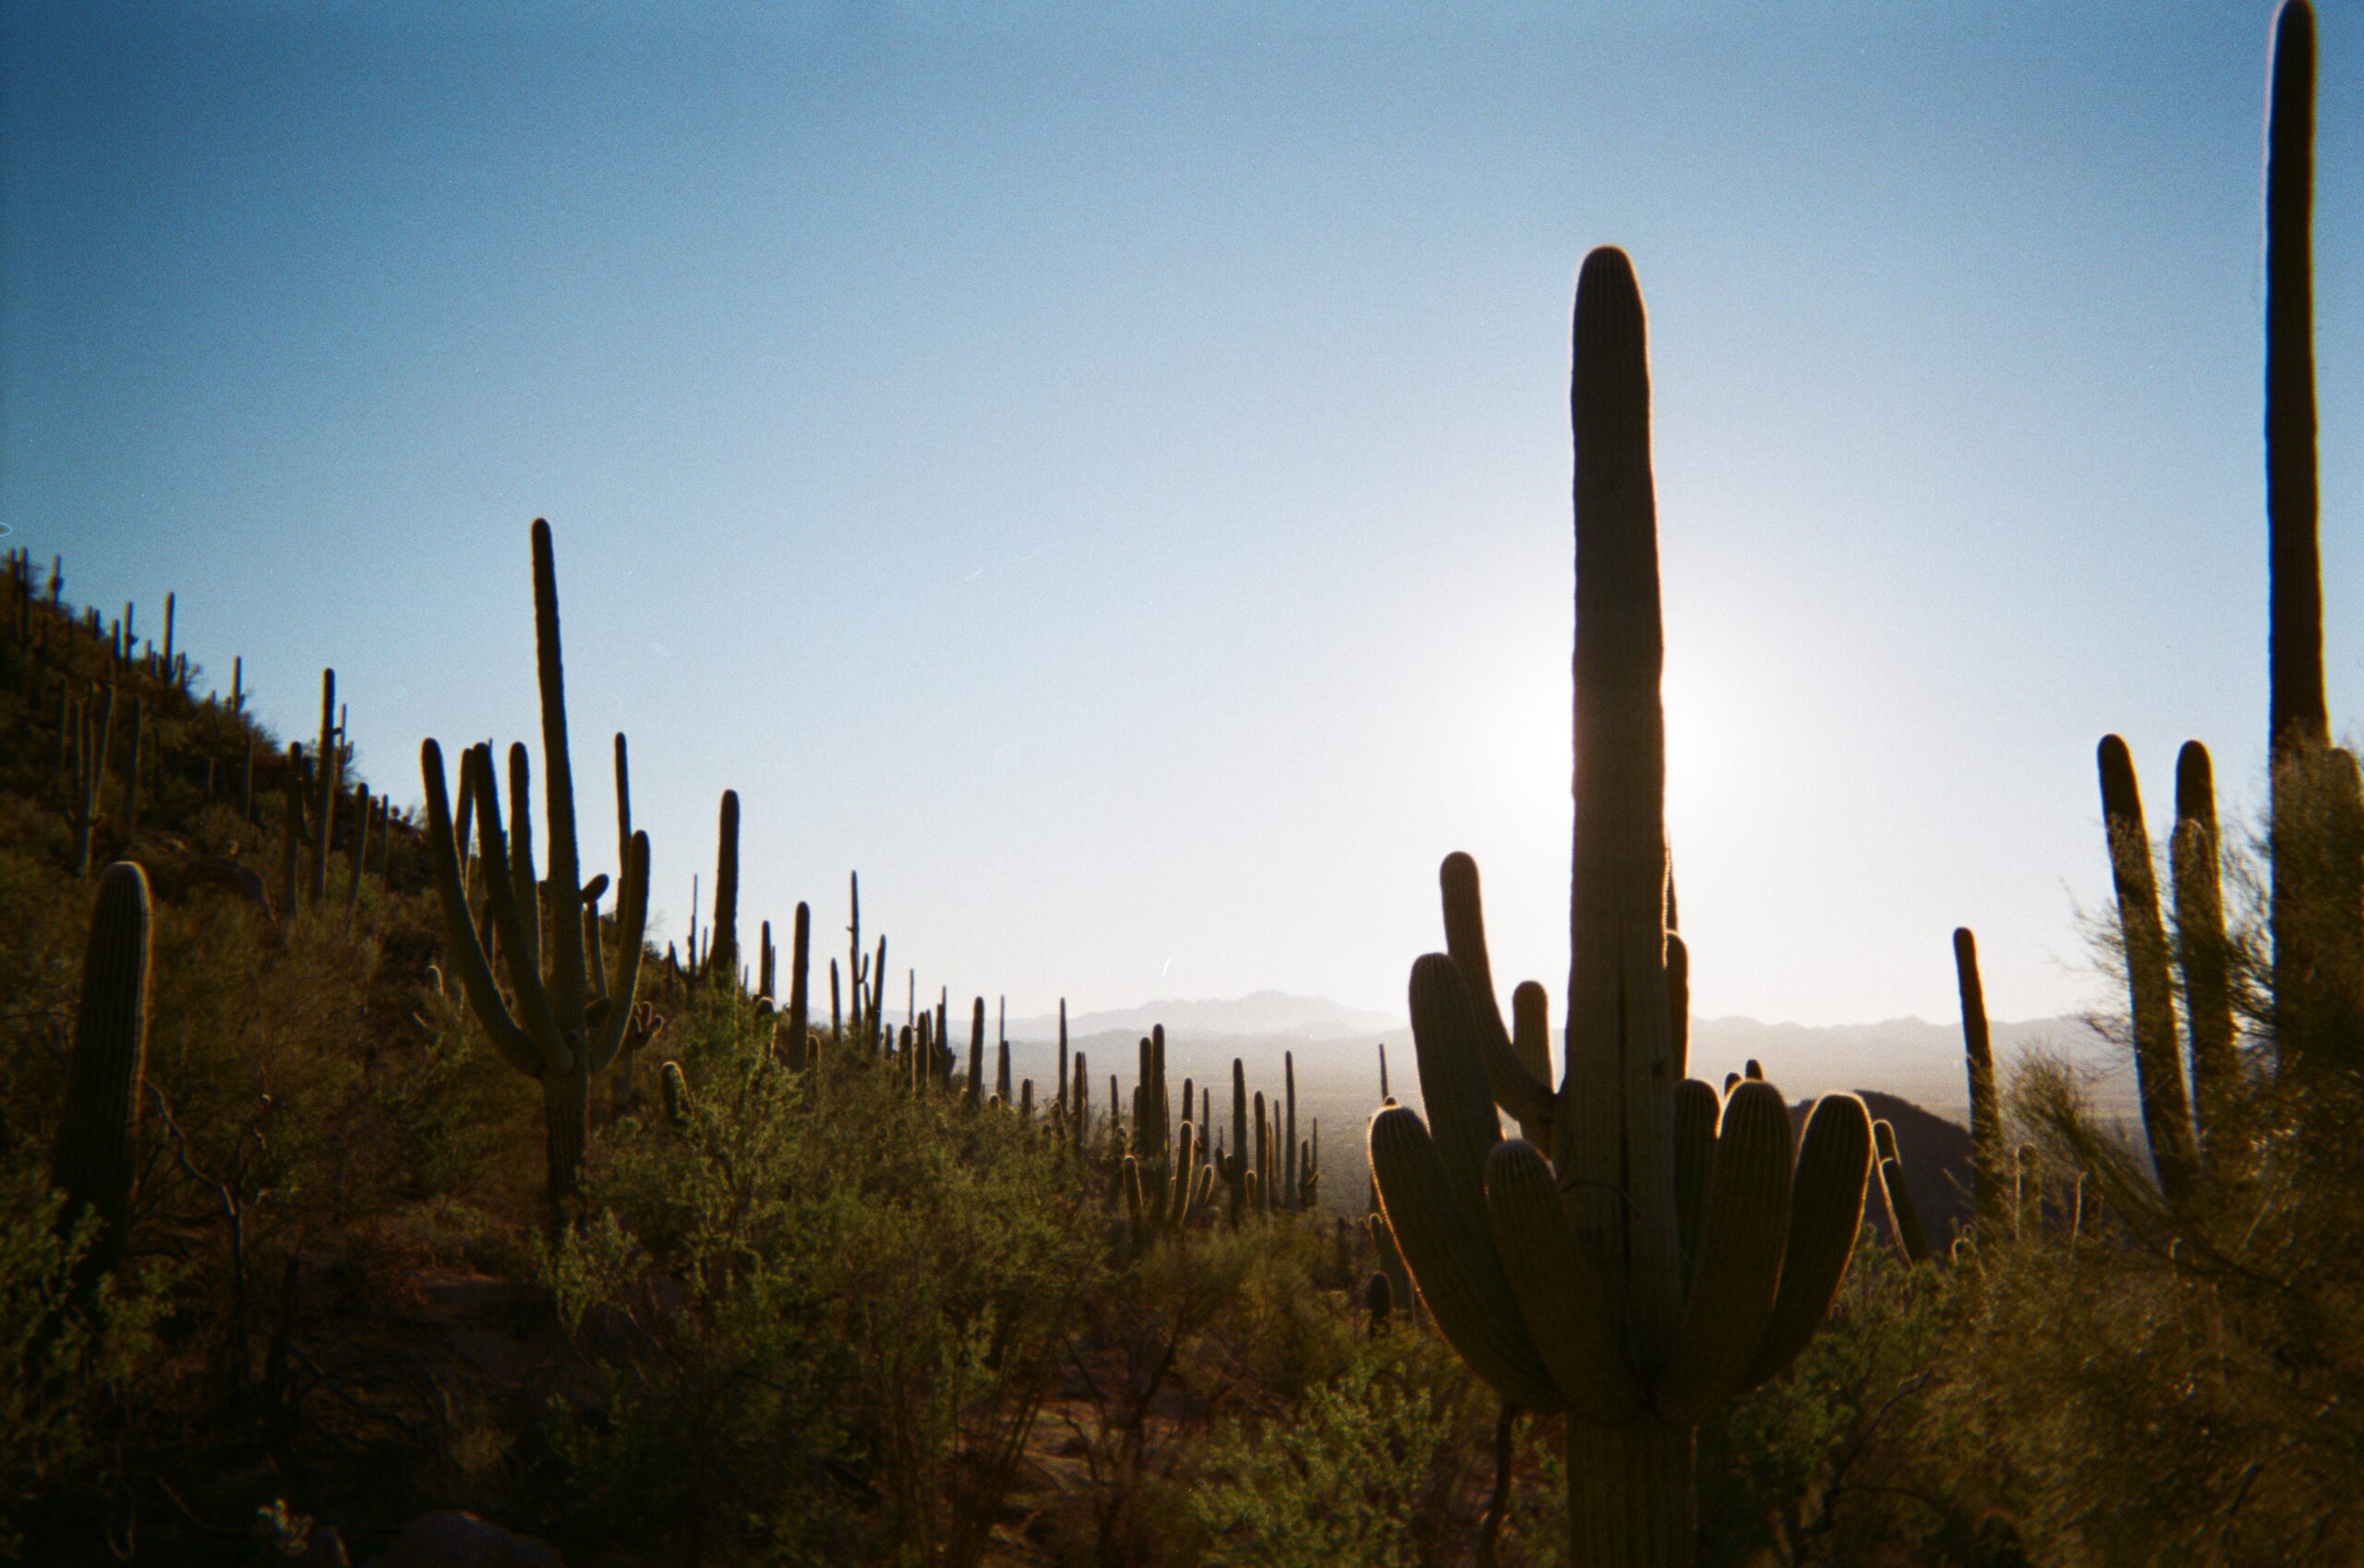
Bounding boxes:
[1366,250,1871,1568]
[420,520,651,1215]
[52,862,151,1295]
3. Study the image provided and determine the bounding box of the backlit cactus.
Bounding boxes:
[709,789,740,984]
[420,519,652,1214]
[1367,249,1871,1568]
[1954,928,2008,1231]
[1873,1120,1933,1265]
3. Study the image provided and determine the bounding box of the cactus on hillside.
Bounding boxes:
[310,670,338,909]
[69,683,114,876]
[786,901,811,1067]
[52,862,151,1296]
[420,519,651,1215]
[1873,1120,1933,1265]
[2095,737,2207,1212]
[967,997,986,1109]
[1367,249,1872,1568]
[1954,929,2008,1232]
[709,790,740,984]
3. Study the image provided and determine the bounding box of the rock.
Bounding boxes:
[373,1512,563,1568]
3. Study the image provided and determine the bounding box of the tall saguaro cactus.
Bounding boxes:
[52,862,152,1296]
[1367,249,1872,1568]
[709,790,741,985]
[2258,0,2364,1096]
[420,519,651,1215]
[1954,929,2008,1231]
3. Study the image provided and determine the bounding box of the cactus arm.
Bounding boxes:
[504,742,545,978]
[2170,742,2239,1161]
[1484,1138,1643,1424]
[418,740,541,1077]
[1440,853,1554,1131]
[1742,1092,1872,1392]
[579,888,605,997]
[586,830,650,1071]
[613,732,633,882]
[1672,1078,1719,1271]
[1872,1120,1933,1264]
[1369,1106,1562,1410]
[1665,933,1692,1083]
[2097,736,2201,1207]
[1509,981,1555,1144]
[467,745,570,1072]
[1407,953,1507,1230]
[1655,1080,1793,1423]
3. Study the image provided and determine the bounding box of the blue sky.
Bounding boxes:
[6,3,2358,1029]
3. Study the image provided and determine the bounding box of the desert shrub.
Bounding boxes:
[523,1008,1102,1565]
[1190,1350,1458,1568]
[0,1164,174,1562]
[1948,748,2364,1565]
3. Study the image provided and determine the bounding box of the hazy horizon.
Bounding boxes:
[6,3,2358,1027]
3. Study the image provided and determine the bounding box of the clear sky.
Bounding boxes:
[5,4,2358,1030]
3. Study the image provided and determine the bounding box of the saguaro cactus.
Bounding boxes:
[709,790,740,984]
[786,901,811,1065]
[2257,1,2364,1106]
[310,670,338,908]
[420,519,651,1215]
[1367,249,1872,1568]
[52,862,151,1296]
[1954,929,2008,1232]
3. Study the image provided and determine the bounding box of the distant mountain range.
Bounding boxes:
[1006,990,1402,1043]
[1009,993,2132,1118]
[980,992,2142,1216]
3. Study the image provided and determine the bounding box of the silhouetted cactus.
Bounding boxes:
[310,669,337,908]
[2170,742,2242,1168]
[709,790,740,984]
[1367,249,1871,1568]
[420,520,651,1215]
[52,862,151,1296]
[1954,929,2008,1232]
[2097,736,2205,1212]
[660,1060,693,1126]
[1873,1120,1933,1265]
